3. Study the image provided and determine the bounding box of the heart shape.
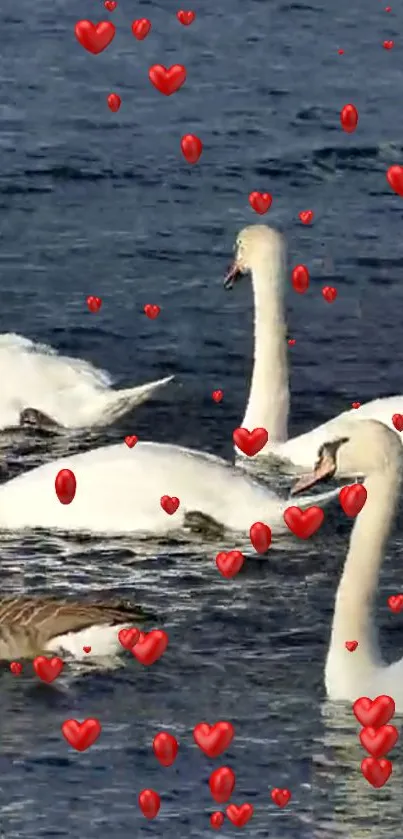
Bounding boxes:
[345,640,358,652]
[10,661,22,675]
[132,629,169,665]
[232,427,268,456]
[212,389,223,402]
[144,304,160,319]
[299,210,314,224]
[209,766,236,804]
[210,812,225,829]
[75,21,116,54]
[322,285,337,302]
[283,506,324,539]
[62,718,102,751]
[359,724,399,758]
[353,695,395,728]
[351,401,361,409]
[87,295,102,312]
[248,192,272,215]
[340,103,358,133]
[138,789,161,819]
[193,721,235,758]
[177,10,196,25]
[33,656,64,684]
[392,413,403,432]
[387,594,403,613]
[216,550,244,578]
[249,522,272,554]
[152,731,179,766]
[360,757,392,788]
[107,93,121,112]
[181,134,203,164]
[270,788,291,807]
[118,627,140,650]
[383,40,394,49]
[288,338,296,346]
[125,435,138,448]
[149,64,187,96]
[83,646,91,653]
[339,484,367,517]
[160,495,180,515]
[104,0,117,9]
[291,264,310,294]
[387,165,403,197]
[131,19,151,40]
[225,804,254,827]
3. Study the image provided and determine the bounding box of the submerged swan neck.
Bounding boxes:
[240,251,289,443]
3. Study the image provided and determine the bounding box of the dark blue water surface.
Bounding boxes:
[1,0,403,837]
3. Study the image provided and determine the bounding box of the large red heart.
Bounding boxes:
[339,483,367,517]
[132,19,151,40]
[138,789,161,819]
[177,10,196,25]
[209,766,236,803]
[216,550,244,578]
[249,522,272,554]
[232,427,268,456]
[160,495,180,515]
[193,721,235,758]
[359,724,399,758]
[75,21,116,54]
[283,506,324,539]
[149,65,187,96]
[386,165,403,197]
[361,757,392,788]
[353,695,395,728]
[225,803,254,827]
[62,718,102,751]
[33,656,64,683]
[152,731,179,766]
[248,192,272,215]
[132,629,169,665]
[270,788,291,807]
[118,627,140,650]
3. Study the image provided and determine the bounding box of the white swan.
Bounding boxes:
[291,419,403,709]
[0,333,173,431]
[226,226,403,470]
[0,440,336,536]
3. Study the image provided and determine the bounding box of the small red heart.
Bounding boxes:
[385,5,392,10]
[138,789,161,820]
[144,304,161,319]
[248,191,272,215]
[270,788,291,808]
[181,134,203,164]
[149,64,187,96]
[177,10,196,25]
[210,812,225,829]
[131,19,151,40]
[383,40,394,48]
[209,767,236,804]
[340,103,358,133]
[193,721,235,758]
[361,757,392,788]
[288,338,296,346]
[359,725,399,758]
[388,593,403,613]
[386,165,403,197]
[104,0,117,9]
[345,640,358,652]
[160,495,180,515]
[107,93,121,112]
[353,695,395,728]
[118,627,140,650]
[291,264,310,294]
[132,629,169,666]
[299,210,314,224]
[249,522,272,554]
[339,484,367,517]
[10,661,22,675]
[351,402,361,409]
[83,646,91,653]
[322,285,337,302]
[216,550,244,578]
[62,718,102,751]
[87,295,102,313]
[75,20,116,54]
[212,389,223,402]
[392,413,403,431]
[33,656,64,684]
[233,427,268,456]
[125,435,138,448]
[338,48,345,54]
[225,804,254,828]
[153,731,179,766]
[283,506,324,539]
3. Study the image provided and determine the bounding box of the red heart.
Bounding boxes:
[118,627,140,650]
[383,40,394,48]
[249,522,272,554]
[125,435,138,448]
[107,93,121,112]
[359,724,399,758]
[177,10,196,25]
[132,629,169,665]
[193,721,235,758]
[138,789,161,819]
[283,506,324,539]
[62,718,102,751]
[351,402,361,409]
[210,812,225,829]
[345,640,358,652]
[299,210,314,224]
[361,757,392,788]
[209,766,236,803]
[131,19,151,40]
[232,427,268,456]
[340,103,358,133]
[160,495,180,515]
[322,285,337,302]
[225,804,254,827]
[339,484,367,518]
[87,295,102,312]
[387,593,403,613]
[248,191,272,215]
[288,338,296,346]
[10,661,22,675]
[270,788,291,808]
[33,656,64,683]
[216,550,244,578]
[149,64,187,96]
[353,695,395,728]
[212,389,223,402]
[291,264,310,294]
[83,646,91,653]
[181,134,203,164]
[153,731,179,766]
[75,20,116,54]
[392,413,403,431]
[386,165,403,197]
[144,304,160,319]
[104,0,117,9]
[55,469,76,505]
[338,49,345,54]
[385,5,392,9]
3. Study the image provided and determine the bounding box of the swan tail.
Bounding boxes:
[92,375,174,426]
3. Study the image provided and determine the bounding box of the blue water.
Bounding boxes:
[1,0,403,836]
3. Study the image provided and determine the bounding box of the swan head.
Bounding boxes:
[224,225,286,289]
[291,420,403,494]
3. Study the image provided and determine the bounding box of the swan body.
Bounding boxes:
[0,333,173,430]
[292,419,403,709]
[227,226,403,471]
[0,441,336,536]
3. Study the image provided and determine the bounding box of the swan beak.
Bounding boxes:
[291,453,336,495]
[224,262,243,289]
